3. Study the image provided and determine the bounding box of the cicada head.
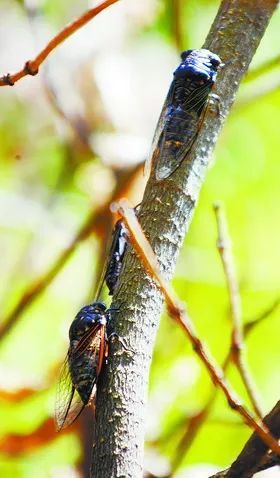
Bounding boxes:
[69,301,107,341]
[175,49,222,85]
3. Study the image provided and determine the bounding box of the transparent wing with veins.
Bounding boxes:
[55,324,105,431]
[145,81,212,180]
[144,83,175,179]
[155,82,212,180]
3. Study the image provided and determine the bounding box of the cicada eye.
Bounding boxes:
[181,50,192,61]
[94,301,107,312]
[210,55,221,68]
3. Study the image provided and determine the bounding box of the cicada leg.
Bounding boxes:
[208,93,222,117]
[108,332,134,354]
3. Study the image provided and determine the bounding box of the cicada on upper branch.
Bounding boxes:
[146,49,222,180]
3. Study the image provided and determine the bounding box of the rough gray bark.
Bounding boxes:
[91,1,279,477]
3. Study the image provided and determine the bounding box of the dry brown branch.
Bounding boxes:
[0,166,140,340]
[0,210,96,340]
[171,0,184,52]
[235,80,280,111]
[214,203,263,418]
[0,0,119,87]
[168,291,279,472]
[244,54,280,83]
[209,400,280,478]
[244,298,280,334]
[115,199,280,456]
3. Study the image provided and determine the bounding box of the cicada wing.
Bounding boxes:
[93,259,107,302]
[144,82,175,179]
[94,221,123,300]
[55,324,106,431]
[55,353,87,431]
[95,219,129,298]
[155,83,212,180]
[155,113,199,181]
[73,324,106,379]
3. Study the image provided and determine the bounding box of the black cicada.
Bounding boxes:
[55,302,110,430]
[96,211,137,297]
[146,49,222,180]
[104,219,128,296]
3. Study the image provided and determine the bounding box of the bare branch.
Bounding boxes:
[209,400,280,478]
[115,200,280,456]
[244,298,280,334]
[169,295,278,473]
[235,80,280,111]
[0,211,95,339]
[0,0,119,87]
[171,0,184,52]
[214,202,263,418]
[0,167,140,340]
[91,1,279,476]
[244,54,280,83]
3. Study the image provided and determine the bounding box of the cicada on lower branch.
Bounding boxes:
[146,49,222,180]
[55,302,111,430]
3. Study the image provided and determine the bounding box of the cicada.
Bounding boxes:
[146,49,222,180]
[55,214,131,430]
[103,219,128,296]
[55,302,111,430]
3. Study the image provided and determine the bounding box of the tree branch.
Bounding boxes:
[0,211,96,339]
[244,54,280,83]
[91,1,279,477]
[214,203,263,418]
[0,0,119,87]
[168,291,277,474]
[211,453,280,478]
[244,298,280,334]
[209,400,280,478]
[114,201,280,456]
[0,166,139,340]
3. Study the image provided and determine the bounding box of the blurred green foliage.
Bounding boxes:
[0,0,280,477]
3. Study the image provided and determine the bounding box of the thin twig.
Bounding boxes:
[0,0,119,87]
[0,166,140,340]
[114,199,280,456]
[244,54,280,83]
[0,210,96,339]
[244,298,280,334]
[214,203,263,418]
[171,0,184,52]
[169,294,278,474]
[235,80,280,111]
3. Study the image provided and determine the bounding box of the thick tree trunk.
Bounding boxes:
[91,1,278,477]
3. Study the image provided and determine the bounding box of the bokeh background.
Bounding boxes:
[0,0,280,477]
